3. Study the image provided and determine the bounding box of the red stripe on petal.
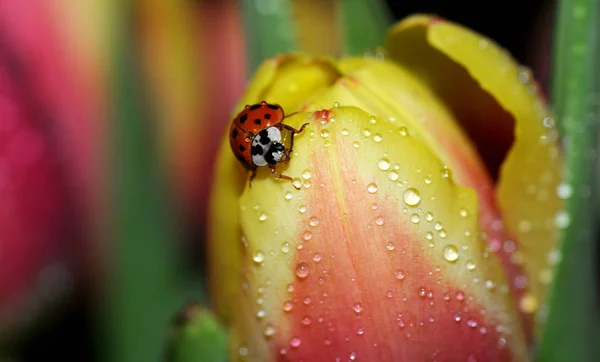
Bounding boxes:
[273,152,518,362]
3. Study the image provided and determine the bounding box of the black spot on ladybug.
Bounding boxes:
[258,129,271,145]
[254,118,261,125]
[264,113,271,120]
[267,104,279,110]
[232,129,238,138]
[265,143,285,164]
[239,114,247,124]
[251,144,263,156]
[249,104,262,111]
[239,145,246,152]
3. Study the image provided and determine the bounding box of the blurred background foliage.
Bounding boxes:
[0,0,596,361]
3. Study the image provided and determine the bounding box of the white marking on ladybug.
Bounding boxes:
[251,127,284,167]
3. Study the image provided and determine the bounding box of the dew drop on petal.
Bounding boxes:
[295,262,310,279]
[342,128,349,136]
[378,158,391,171]
[394,269,406,280]
[292,178,303,189]
[425,212,434,222]
[309,216,320,227]
[388,170,400,181]
[460,208,469,218]
[264,324,276,337]
[290,337,302,348]
[253,250,265,264]
[298,205,307,213]
[466,260,476,271]
[367,183,378,194]
[399,127,409,136]
[467,319,478,328]
[302,170,312,180]
[284,191,293,200]
[259,213,268,222]
[353,302,364,314]
[443,245,459,262]
[302,230,312,241]
[403,188,421,206]
[375,216,385,226]
[353,141,360,149]
[373,133,383,142]
[410,213,420,224]
[283,301,293,312]
[281,242,291,253]
[320,129,329,138]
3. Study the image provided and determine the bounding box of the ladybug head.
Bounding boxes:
[265,142,286,164]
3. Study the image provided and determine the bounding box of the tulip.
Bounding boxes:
[209,15,563,361]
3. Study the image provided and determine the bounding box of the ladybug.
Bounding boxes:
[230,101,309,189]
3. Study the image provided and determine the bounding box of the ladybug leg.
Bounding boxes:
[268,164,300,190]
[248,168,257,188]
[282,122,310,158]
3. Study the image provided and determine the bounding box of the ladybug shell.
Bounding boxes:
[229,102,285,168]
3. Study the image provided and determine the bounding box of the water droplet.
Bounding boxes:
[557,182,572,199]
[466,260,476,271]
[312,253,322,262]
[378,158,390,171]
[442,166,452,179]
[302,316,312,325]
[302,170,312,180]
[295,262,310,279]
[369,116,377,124]
[342,128,349,136]
[443,245,459,262]
[459,208,469,218]
[353,141,360,149]
[410,213,420,224]
[425,212,434,222]
[434,222,443,231]
[403,188,421,206]
[264,324,276,337]
[373,133,383,142]
[388,170,400,181]
[438,229,447,239]
[519,293,538,313]
[425,231,433,240]
[399,127,409,136]
[320,129,329,138]
[353,302,364,314]
[284,191,293,200]
[453,313,462,322]
[424,175,432,184]
[367,183,378,194]
[363,128,371,137]
[281,242,291,253]
[298,205,307,213]
[386,290,393,298]
[394,269,406,280]
[386,242,395,251]
[418,287,427,298]
[289,337,302,348]
[309,216,319,227]
[375,216,385,226]
[349,352,357,360]
[259,213,268,222]
[467,319,478,328]
[256,309,266,318]
[283,301,293,312]
[333,102,340,108]
[292,178,303,189]
[253,251,265,264]
[302,230,312,241]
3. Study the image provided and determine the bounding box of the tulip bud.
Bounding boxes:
[209,15,562,362]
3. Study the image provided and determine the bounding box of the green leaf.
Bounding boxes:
[167,304,228,362]
[338,0,392,55]
[537,0,600,361]
[105,3,203,361]
[240,0,297,74]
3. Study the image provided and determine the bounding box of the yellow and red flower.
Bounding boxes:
[210,14,562,362]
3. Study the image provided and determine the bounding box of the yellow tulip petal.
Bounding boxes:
[386,15,563,329]
[209,55,342,324]
[228,107,527,361]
